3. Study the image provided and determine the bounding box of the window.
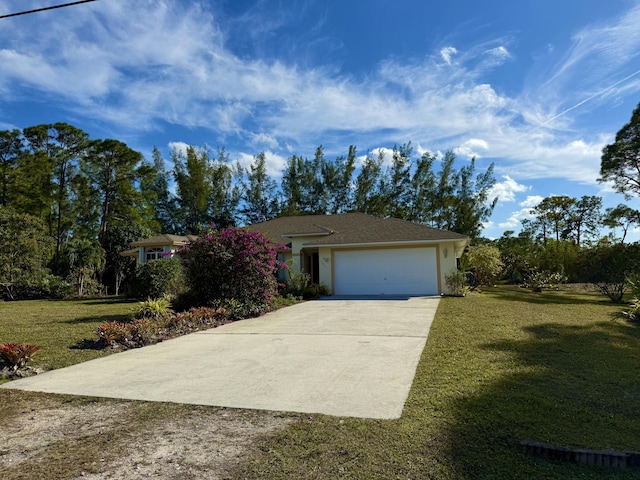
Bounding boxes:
[145,247,164,261]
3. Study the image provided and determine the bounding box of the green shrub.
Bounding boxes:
[522,270,567,292]
[627,273,640,298]
[317,283,329,296]
[578,243,640,302]
[133,297,173,320]
[209,298,252,320]
[0,343,40,371]
[43,274,73,299]
[283,270,310,298]
[445,270,467,296]
[303,283,320,299]
[130,257,185,300]
[466,244,504,286]
[623,298,640,324]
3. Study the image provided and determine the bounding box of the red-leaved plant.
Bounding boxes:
[0,343,40,371]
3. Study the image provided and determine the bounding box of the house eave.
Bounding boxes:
[303,238,469,250]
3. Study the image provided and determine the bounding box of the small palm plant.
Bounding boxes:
[133,297,174,320]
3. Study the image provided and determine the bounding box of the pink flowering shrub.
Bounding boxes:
[178,226,285,317]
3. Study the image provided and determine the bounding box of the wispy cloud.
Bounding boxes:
[0,0,638,188]
[440,46,458,65]
[499,195,544,228]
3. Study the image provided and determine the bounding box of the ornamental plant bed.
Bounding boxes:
[0,343,43,380]
[97,306,231,350]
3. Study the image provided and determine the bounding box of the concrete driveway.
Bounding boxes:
[1,297,439,419]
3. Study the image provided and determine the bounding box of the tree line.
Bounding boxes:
[0,122,498,296]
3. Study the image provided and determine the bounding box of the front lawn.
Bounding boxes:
[237,286,640,479]
[1,288,638,478]
[0,297,135,379]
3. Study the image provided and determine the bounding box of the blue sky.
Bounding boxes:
[1,0,640,238]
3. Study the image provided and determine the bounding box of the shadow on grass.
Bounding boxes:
[78,297,137,306]
[69,338,104,350]
[64,313,132,325]
[485,286,615,306]
[442,320,640,479]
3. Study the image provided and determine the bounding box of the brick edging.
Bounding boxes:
[520,441,640,469]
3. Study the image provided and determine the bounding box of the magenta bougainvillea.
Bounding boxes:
[178,225,286,317]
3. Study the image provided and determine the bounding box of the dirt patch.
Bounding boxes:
[0,392,295,479]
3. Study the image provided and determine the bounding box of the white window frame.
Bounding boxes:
[145,247,164,262]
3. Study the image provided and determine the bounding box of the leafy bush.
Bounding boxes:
[0,207,54,300]
[445,270,467,296]
[578,243,640,302]
[205,298,259,320]
[128,318,161,347]
[178,226,285,316]
[283,269,310,298]
[623,298,640,324]
[0,343,40,371]
[317,283,329,296]
[97,321,130,347]
[130,257,185,300]
[43,274,74,299]
[466,244,504,286]
[627,273,640,298]
[522,270,567,292]
[133,297,174,320]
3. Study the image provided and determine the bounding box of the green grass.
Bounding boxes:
[0,297,136,378]
[236,286,640,479]
[1,289,639,478]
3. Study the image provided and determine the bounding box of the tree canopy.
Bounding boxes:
[600,101,640,198]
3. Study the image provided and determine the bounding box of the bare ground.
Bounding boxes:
[0,390,295,479]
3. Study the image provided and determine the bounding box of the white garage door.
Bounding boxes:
[333,247,438,296]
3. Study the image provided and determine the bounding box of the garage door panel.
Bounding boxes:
[333,248,437,295]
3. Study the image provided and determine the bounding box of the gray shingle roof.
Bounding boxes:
[246,213,469,246]
[130,234,198,247]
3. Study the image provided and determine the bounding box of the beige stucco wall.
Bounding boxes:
[288,235,327,274]
[318,246,333,292]
[438,241,462,295]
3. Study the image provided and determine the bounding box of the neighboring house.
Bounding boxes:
[120,234,198,266]
[246,213,469,296]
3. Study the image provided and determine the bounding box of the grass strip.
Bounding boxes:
[236,286,640,479]
[0,297,135,378]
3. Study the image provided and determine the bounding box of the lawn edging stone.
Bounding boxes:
[520,440,640,469]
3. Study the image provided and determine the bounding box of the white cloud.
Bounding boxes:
[250,133,280,149]
[499,203,538,229]
[167,141,190,156]
[519,195,545,208]
[235,150,288,179]
[486,46,510,59]
[488,176,529,203]
[454,138,489,158]
[498,195,545,229]
[440,46,458,65]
